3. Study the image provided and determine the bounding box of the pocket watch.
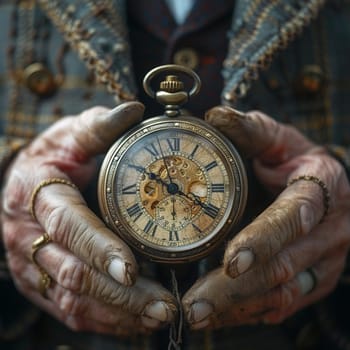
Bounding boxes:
[98,64,247,263]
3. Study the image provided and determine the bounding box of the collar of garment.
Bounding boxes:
[165,0,196,25]
[37,0,326,104]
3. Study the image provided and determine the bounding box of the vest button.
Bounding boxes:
[23,63,57,96]
[296,65,325,95]
[173,48,199,70]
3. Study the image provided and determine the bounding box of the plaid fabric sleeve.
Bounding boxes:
[0,137,28,185]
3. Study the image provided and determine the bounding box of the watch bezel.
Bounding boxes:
[98,115,247,263]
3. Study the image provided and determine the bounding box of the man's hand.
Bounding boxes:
[1,102,176,336]
[182,106,350,330]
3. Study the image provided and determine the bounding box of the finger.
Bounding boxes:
[32,180,138,286]
[66,315,153,337]
[182,268,258,330]
[227,225,347,298]
[47,287,163,331]
[205,106,316,161]
[42,243,177,325]
[182,267,297,330]
[182,250,343,330]
[182,213,349,330]
[34,102,145,159]
[63,315,151,337]
[220,236,344,302]
[223,157,342,279]
[262,250,346,324]
[10,238,177,325]
[14,271,151,336]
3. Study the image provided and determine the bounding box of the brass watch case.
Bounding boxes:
[98,115,247,263]
[98,65,248,263]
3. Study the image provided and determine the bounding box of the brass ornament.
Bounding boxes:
[98,65,247,263]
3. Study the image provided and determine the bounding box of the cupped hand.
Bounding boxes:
[182,106,350,330]
[1,102,176,336]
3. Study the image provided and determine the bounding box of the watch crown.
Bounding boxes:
[143,65,201,117]
[160,75,184,93]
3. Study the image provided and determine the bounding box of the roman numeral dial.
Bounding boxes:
[99,117,247,263]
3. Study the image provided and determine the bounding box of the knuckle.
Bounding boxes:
[2,224,21,251]
[57,253,121,305]
[46,205,71,243]
[263,253,294,287]
[57,256,86,292]
[263,198,299,247]
[272,284,294,310]
[58,290,86,317]
[2,178,27,217]
[103,284,133,310]
[261,286,295,325]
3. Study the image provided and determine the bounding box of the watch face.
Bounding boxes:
[98,117,247,263]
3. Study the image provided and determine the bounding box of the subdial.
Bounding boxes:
[139,155,208,219]
[155,195,192,231]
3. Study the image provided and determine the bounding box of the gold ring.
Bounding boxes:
[32,233,52,297]
[30,178,77,221]
[287,175,330,222]
[38,270,52,297]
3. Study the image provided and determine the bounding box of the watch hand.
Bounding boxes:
[156,137,173,184]
[128,161,170,189]
[171,196,176,220]
[146,171,167,186]
[178,190,205,208]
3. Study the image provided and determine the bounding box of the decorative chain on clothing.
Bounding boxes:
[38,0,136,103]
[222,0,326,103]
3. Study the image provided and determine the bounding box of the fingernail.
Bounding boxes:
[107,101,144,117]
[296,270,316,295]
[192,318,211,330]
[108,258,131,286]
[208,113,231,126]
[228,247,255,278]
[143,301,173,322]
[188,301,214,326]
[205,107,245,126]
[141,316,162,329]
[300,204,314,234]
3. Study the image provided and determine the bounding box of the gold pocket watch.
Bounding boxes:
[98,65,247,263]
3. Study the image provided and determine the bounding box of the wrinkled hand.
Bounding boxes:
[1,102,176,336]
[183,106,350,330]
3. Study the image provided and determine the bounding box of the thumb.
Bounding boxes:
[205,106,314,162]
[76,101,144,156]
[53,101,144,159]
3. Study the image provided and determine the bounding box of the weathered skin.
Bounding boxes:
[182,106,350,330]
[2,102,349,335]
[1,102,177,336]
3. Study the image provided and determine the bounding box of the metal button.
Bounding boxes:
[267,77,280,90]
[296,65,324,95]
[173,48,199,70]
[23,62,57,96]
